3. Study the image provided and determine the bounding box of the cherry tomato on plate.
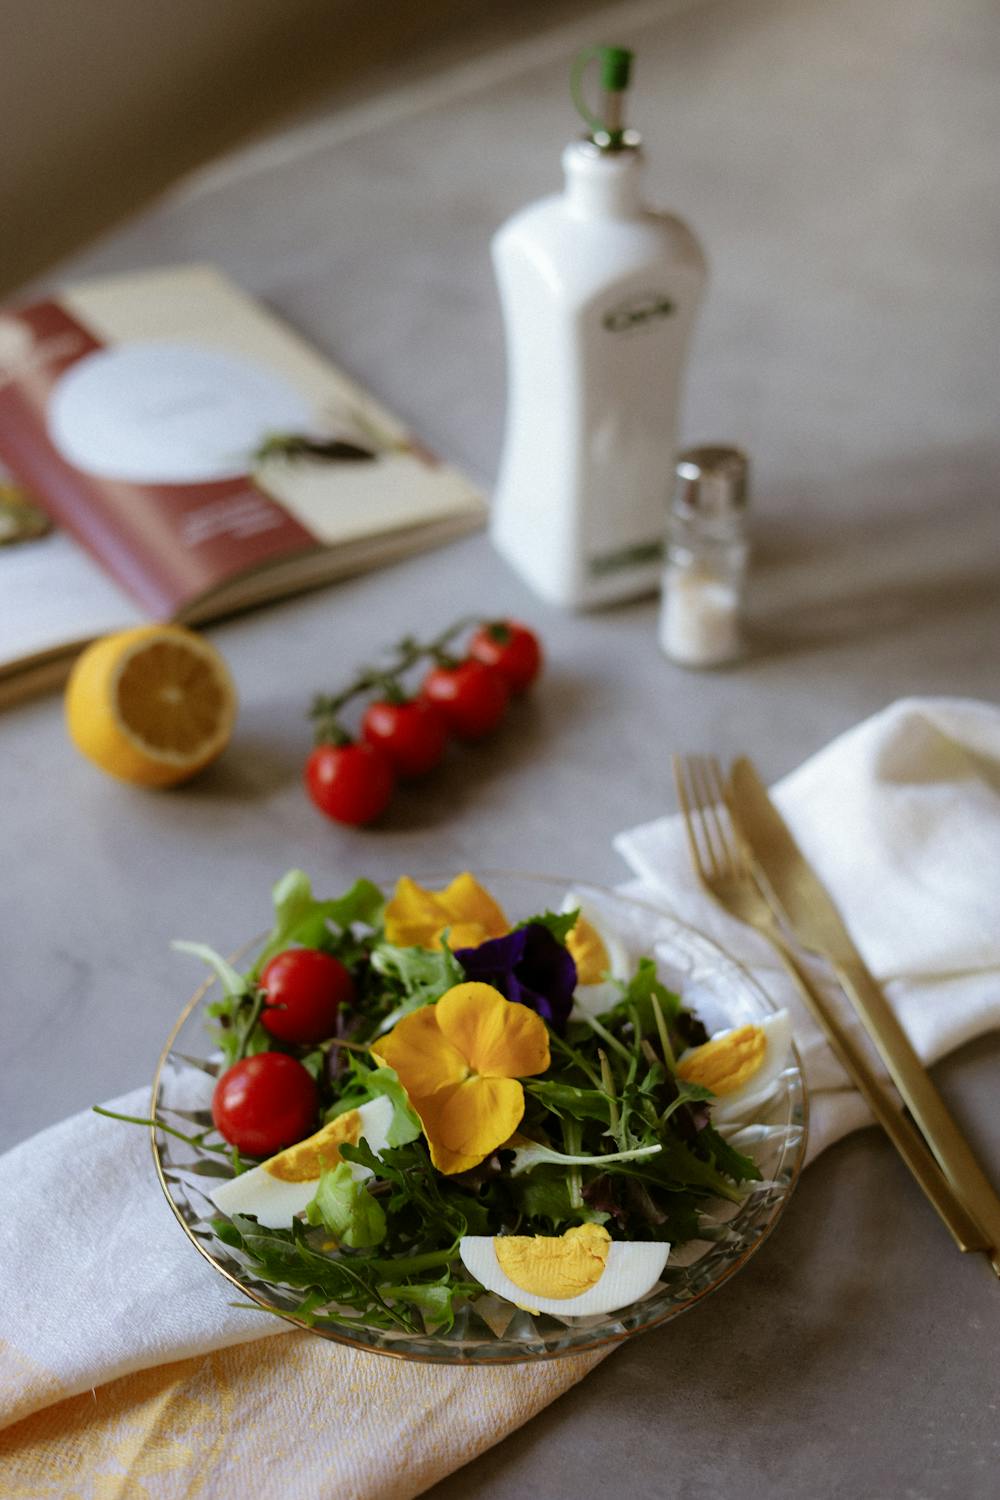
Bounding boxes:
[361,697,447,778]
[305,740,395,825]
[421,659,509,741]
[469,620,543,694]
[259,948,354,1044]
[212,1052,318,1156]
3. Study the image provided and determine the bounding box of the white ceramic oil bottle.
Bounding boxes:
[490,45,707,608]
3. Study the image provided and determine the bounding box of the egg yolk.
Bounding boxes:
[494,1224,611,1299]
[263,1111,362,1182]
[676,1024,767,1096]
[566,917,611,987]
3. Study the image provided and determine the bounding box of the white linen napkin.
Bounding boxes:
[0,1086,602,1494]
[614,696,1000,1160]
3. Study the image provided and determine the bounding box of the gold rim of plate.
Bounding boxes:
[150,871,809,1363]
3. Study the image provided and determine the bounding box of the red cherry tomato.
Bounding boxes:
[305,741,395,825]
[259,948,354,1044]
[212,1053,318,1156]
[421,659,509,741]
[469,621,543,694]
[361,697,447,778]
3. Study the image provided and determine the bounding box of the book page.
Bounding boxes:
[64,266,485,546]
[0,530,138,664]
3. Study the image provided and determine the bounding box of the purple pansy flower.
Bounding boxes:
[454,923,577,1031]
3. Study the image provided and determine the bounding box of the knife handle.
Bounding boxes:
[836,958,1000,1252]
[766,939,991,1255]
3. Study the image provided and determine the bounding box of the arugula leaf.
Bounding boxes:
[512,1166,610,1230]
[306,1163,387,1248]
[604,958,682,1028]
[514,908,580,945]
[698,1123,762,1185]
[660,1080,716,1123]
[214,1215,415,1330]
[508,1139,662,1176]
[524,1080,613,1125]
[614,1133,749,1203]
[386,1277,476,1333]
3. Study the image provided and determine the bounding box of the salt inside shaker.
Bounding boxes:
[658,446,749,668]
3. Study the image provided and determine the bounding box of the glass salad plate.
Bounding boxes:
[151,873,807,1364]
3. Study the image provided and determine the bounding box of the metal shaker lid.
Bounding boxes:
[672,446,749,521]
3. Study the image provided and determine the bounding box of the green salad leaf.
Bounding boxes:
[515,908,580,945]
[257,870,383,971]
[306,1163,387,1248]
[368,942,464,1032]
[171,941,249,1001]
[325,1060,422,1147]
[153,869,783,1335]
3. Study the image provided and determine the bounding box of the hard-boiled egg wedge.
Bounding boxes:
[561,894,630,1018]
[676,1009,793,1123]
[209,1094,393,1229]
[459,1224,669,1317]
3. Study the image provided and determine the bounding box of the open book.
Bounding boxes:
[0,265,486,707]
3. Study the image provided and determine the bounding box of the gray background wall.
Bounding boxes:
[0,0,627,299]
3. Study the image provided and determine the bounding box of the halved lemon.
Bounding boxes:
[65,624,237,787]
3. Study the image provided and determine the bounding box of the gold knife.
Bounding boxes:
[728,755,1000,1272]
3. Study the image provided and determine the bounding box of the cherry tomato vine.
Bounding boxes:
[305,616,543,826]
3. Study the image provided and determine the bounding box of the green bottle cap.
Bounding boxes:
[599,46,633,92]
[570,45,636,149]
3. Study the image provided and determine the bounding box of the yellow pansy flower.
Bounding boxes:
[384,873,510,951]
[371,981,550,1174]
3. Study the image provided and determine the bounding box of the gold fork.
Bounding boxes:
[671,753,993,1262]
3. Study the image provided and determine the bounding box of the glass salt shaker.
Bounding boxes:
[658,446,749,668]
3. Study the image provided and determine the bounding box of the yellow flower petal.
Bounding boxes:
[435,982,550,1080]
[383,873,510,951]
[416,1075,525,1174]
[437,874,509,942]
[439,921,494,950]
[383,876,448,948]
[371,1006,469,1098]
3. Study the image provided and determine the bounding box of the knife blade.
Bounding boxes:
[727,755,1000,1263]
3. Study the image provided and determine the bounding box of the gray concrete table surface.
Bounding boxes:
[4,0,1000,1495]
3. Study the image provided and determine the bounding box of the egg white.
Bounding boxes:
[209,1094,393,1229]
[682,1009,793,1124]
[459,1235,669,1317]
[561,892,631,1018]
